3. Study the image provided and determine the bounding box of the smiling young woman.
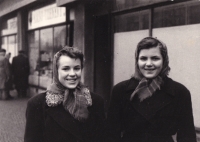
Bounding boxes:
[24,46,105,142]
[105,37,196,142]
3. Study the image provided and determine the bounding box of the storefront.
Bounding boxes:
[110,0,200,128]
[0,16,18,62]
[0,0,75,95]
[27,3,73,94]
[0,0,199,130]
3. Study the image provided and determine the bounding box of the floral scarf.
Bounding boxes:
[46,47,92,121]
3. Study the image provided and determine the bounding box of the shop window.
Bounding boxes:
[1,35,17,63]
[53,25,66,55]
[153,4,186,28]
[1,37,8,51]
[28,25,67,89]
[112,0,169,11]
[115,10,149,32]
[188,3,200,24]
[28,30,40,86]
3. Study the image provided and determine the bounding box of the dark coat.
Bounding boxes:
[106,77,196,142]
[24,92,105,142]
[12,54,30,89]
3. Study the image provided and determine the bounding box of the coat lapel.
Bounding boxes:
[45,105,83,141]
[125,77,175,122]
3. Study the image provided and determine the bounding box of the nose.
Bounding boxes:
[146,59,152,66]
[69,69,76,76]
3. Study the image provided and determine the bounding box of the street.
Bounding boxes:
[0,98,28,142]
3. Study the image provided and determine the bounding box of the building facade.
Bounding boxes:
[0,0,200,131]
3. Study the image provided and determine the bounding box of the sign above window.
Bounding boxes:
[1,17,17,36]
[28,3,66,30]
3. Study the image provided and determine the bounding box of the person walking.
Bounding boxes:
[5,52,14,99]
[0,49,10,100]
[12,50,30,98]
[24,46,105,142]
[106,37,196,142]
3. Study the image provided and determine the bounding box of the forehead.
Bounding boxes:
[139,46,161,56]
[58,55,81,66]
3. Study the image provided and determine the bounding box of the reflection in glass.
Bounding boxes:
[28,30,40,86]
[8,35,17,63]
[54,25,66,55]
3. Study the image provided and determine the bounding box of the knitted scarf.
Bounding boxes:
[130,76,163,102]
[131,37,170,102]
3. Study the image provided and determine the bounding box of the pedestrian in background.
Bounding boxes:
[106,37,196,142]
[24,46,105,142]
[12,50,30,98]
[5,52,14,99]
[0,49,10,100]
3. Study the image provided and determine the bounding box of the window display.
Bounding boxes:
[28,25,66,89]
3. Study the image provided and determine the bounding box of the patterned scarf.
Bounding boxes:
[131,37,170,101]
[130,76,163,102]
[46,82,92,121]
[46,47,92,121]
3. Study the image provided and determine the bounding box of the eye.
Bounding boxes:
[62,66,70,71]
[139,56,147,61]
[152,57,160,61]
[74,66,81,71]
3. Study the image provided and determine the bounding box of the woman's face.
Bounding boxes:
[138,46,163,79]
[58,55,82,89]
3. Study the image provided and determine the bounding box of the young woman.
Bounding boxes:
[24,46,105,142]
[106,37,196,142]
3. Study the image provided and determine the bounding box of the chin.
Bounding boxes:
[65,83,79,89]
[144,74,157,79]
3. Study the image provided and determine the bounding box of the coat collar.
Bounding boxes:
[125,77,175,97]
[45,104,83,141]
[125,77,176,122]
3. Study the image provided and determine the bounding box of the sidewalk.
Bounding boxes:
[0,97,29,142]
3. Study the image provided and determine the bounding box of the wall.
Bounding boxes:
[113,24,200,127]
[153,24,200,127]
[0,0,40,17]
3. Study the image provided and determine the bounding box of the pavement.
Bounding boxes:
[0,97,29,142]
[0,95,199,142]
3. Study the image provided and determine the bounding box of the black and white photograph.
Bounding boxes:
[0,0,200,141]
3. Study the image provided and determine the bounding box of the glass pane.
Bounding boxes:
[153,24,200,127]
[115,10,149,32]
[112,0,169,11]
[53,25,66,55]
[188,3,200,24]
[39,28,53,88]
[115,12,139,32]
[154,4,186,28]
[28,30,40,86]
[8,35,17,63]
[114,30,149,85]
[1,37,8,51]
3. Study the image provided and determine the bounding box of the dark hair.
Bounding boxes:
[19,50,25,54]
[134,37,170,80]
[55,46,84,69]
[0,48,6,53]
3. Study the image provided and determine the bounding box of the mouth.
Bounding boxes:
[144,69,155,71]
[66,78,77,82]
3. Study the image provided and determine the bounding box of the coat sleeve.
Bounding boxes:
[105,82,125,142]
[4,58,10,80]
[24,95,45,142]
[176,88,197,142]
